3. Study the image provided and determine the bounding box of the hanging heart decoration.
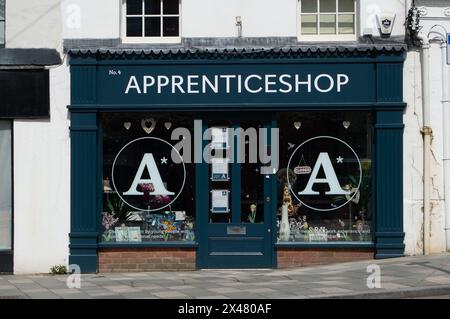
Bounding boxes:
[342,121,351,129]
[123,122,132,130]
[164,122,172,130]
[294,121,302,130]
[141,118,156,134]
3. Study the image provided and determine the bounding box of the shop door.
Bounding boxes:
[197,116,275,268]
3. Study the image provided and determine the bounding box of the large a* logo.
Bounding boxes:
[287,136,362,212]
[111,137,186,212]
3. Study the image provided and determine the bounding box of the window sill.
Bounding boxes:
[98,241,198,248]
[297,35,358,42]
[121,37,181,45]
[275,242,374,249]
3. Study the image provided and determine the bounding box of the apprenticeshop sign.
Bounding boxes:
[97,63,375,105]
[124,73,350,95]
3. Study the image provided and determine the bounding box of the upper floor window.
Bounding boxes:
[298,0,356,41]
[0,0,5,46]
[122,0,180,43]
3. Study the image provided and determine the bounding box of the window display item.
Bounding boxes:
[279,204,290,241]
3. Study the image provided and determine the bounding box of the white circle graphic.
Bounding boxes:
[111,137,186,212]
[287,136,362,212]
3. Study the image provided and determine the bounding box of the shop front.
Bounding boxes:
[68,47,405,272]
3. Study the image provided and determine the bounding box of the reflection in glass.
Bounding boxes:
[0,0,4,20]
[319,0,335,12]
[301,15,318,34]
[301,0,317,13]
[319,14,336,34]
[0,121,12,250]
[0,22,4,45]
[163,17,179,36]
[163,0,179,14]
[145,0,161,15]
[126,17,142,37]
[127,0,142,15]
[338,14,354,34]
[145,17,161,36]
[338,0,354,12]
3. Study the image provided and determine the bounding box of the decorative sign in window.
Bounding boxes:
[111,136,186,212]
[287,136,361,212]
[277,112,372,243]
[101,113,195,243]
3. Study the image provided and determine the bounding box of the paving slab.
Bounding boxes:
[0,253,449,299]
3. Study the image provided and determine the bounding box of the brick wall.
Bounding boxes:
[277,248,374,268]
[99,247,373,271]
[98,248,196,272]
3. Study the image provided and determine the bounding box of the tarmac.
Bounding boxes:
[0,253,449,299]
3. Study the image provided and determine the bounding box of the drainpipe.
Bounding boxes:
[417,32,431,255]
[441,41,450,252]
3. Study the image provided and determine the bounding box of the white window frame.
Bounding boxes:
[297,0,358,42]
[121,0,181,44]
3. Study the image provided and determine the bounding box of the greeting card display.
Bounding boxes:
[211,158,229,181]
[211,189,229,213]
[211,127,229,150]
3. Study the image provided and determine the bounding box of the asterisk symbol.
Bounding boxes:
[336,156,344,164]
[161,157,168,164]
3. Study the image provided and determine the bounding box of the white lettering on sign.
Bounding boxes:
[123,153,175,196]
[125,76,141,94]
[298,152,350,196]
[124,73,350,95]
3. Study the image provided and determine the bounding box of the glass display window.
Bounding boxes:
[277,111,373,243]
[101,113,195,243]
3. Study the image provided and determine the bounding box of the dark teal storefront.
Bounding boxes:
[68,45,406,273]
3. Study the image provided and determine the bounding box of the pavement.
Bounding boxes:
[0,253,449,299]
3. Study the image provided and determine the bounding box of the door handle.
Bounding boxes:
[266,196,271,203]
[268,229,271,233]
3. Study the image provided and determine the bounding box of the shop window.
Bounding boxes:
[277,112,373,243]
[298,0,356,41]
[101,113,195,243]
[122,0,180,43]
[0,0,5,46]
[0,121,12,250]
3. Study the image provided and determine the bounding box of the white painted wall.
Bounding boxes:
[182,0,298,37]
[13,62,71,274]
[359,0,406,37]
[62,0,120,39]
[61,0,405,39]
[6,0,61,49]
[402,4,450,255]
[403,49,425,255]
